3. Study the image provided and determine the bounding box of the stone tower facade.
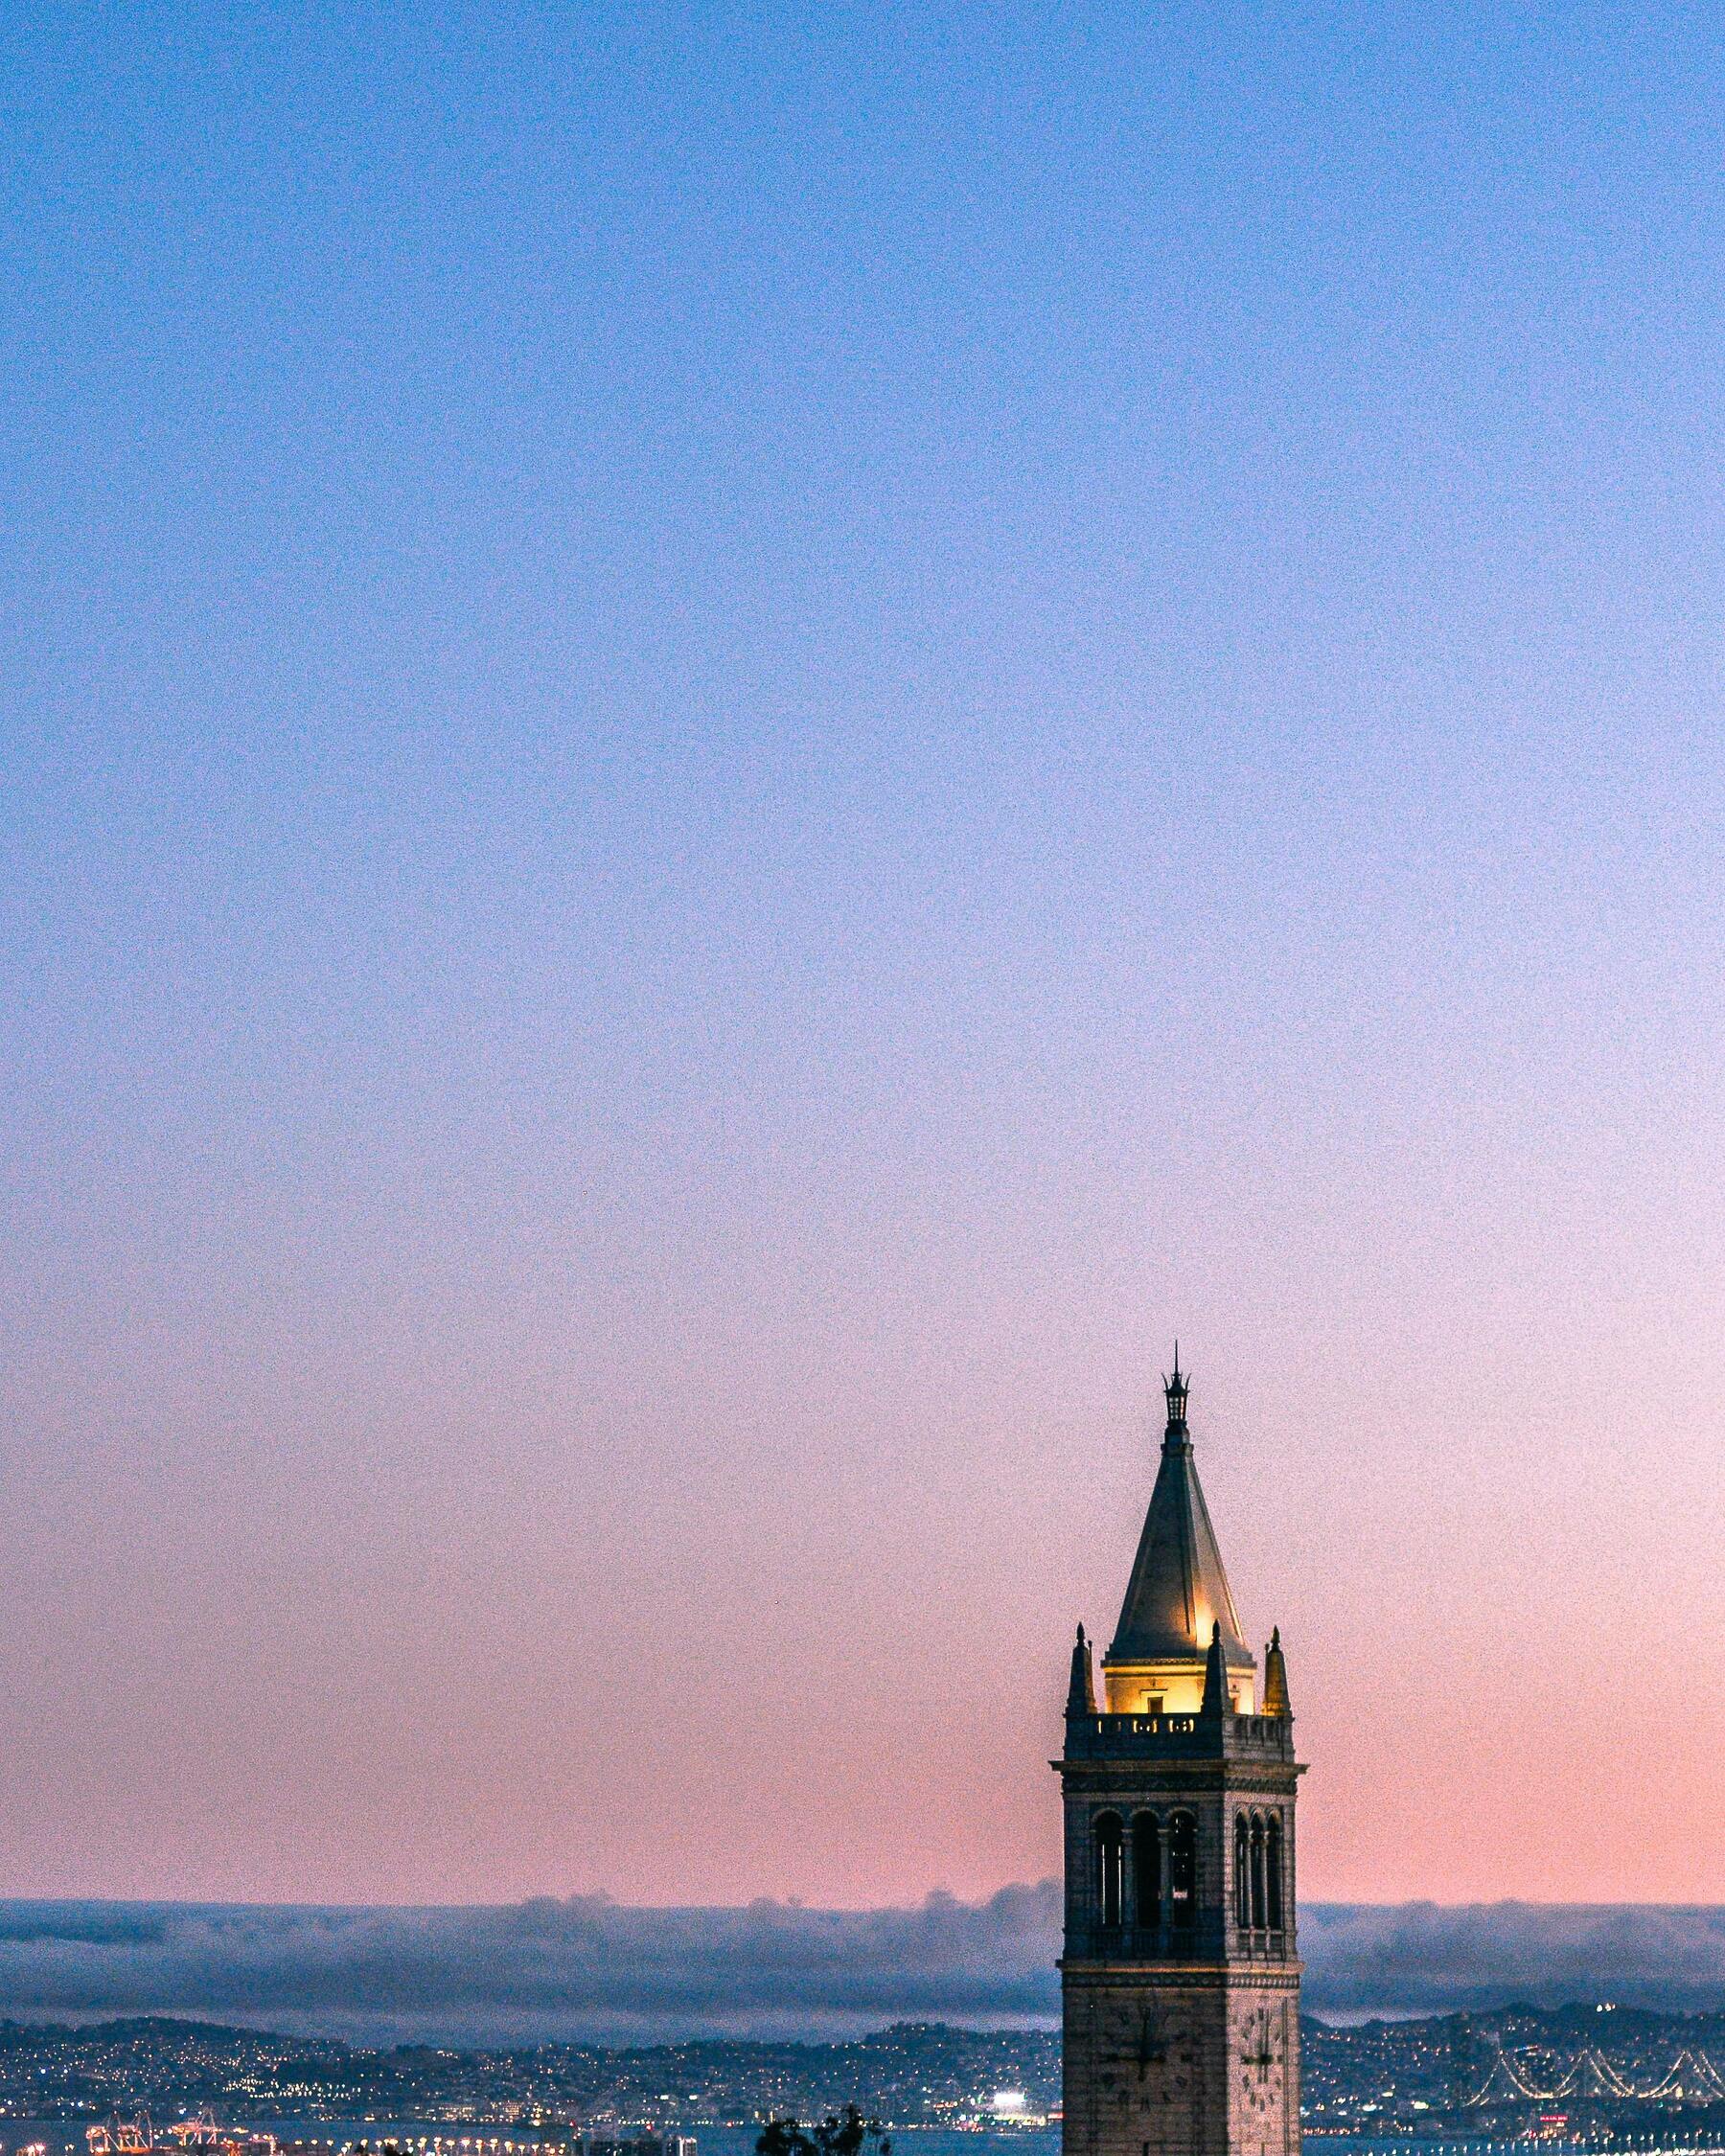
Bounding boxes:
[1057,1359,1302,2156]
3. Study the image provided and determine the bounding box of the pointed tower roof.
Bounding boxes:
[1105,1352,1255,1674]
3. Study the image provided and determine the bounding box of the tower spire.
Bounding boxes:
[1109,1344,1251,1687]
[1199,1617,1230,1720]
[1263,1626,1293,1719]
[1068,1622,1097,1717]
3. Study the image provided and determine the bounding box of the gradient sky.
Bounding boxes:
[5,2,1725,1911]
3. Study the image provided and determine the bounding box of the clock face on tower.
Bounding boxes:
[1238,2005,1285,2116]
[1094,1998,1201,2110]
[1110,2002,1159,2079]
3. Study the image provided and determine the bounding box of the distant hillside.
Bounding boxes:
[4,2005,1725,2132]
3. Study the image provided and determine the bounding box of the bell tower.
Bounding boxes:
[1056,1356,1302,2156]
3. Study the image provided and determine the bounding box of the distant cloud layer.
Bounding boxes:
[0,1892,1057,2045]
[0,1895,1722,2046]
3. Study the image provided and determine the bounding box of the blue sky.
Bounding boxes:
[4,3,1725,1904]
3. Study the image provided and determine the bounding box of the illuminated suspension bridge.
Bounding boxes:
[1469,2051,1725,2105]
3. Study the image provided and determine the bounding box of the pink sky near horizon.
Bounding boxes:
[7,1103,1724,1910]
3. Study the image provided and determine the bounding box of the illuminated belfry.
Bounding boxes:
[1057,1355,1302,2156]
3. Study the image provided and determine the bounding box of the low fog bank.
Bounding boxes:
[0,1894,1721,2045]
[1303,1903,1725,2019]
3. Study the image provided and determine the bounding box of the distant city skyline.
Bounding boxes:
[6,2005,1725,2130]
[6,3,1725,1909]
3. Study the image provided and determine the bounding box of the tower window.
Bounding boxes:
[1250,1814,1267,1930]
[1267,1813,1284,1930]
[1234,1812,1251,1930]
[1133,1811,1162,1930]
[1167,1810,1196,1934]
[1094,1812,1124,1929]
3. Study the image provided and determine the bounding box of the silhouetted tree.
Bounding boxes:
[757,2107,891,2156]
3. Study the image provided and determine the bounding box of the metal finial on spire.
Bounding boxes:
[1162,1343,1190,1433]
